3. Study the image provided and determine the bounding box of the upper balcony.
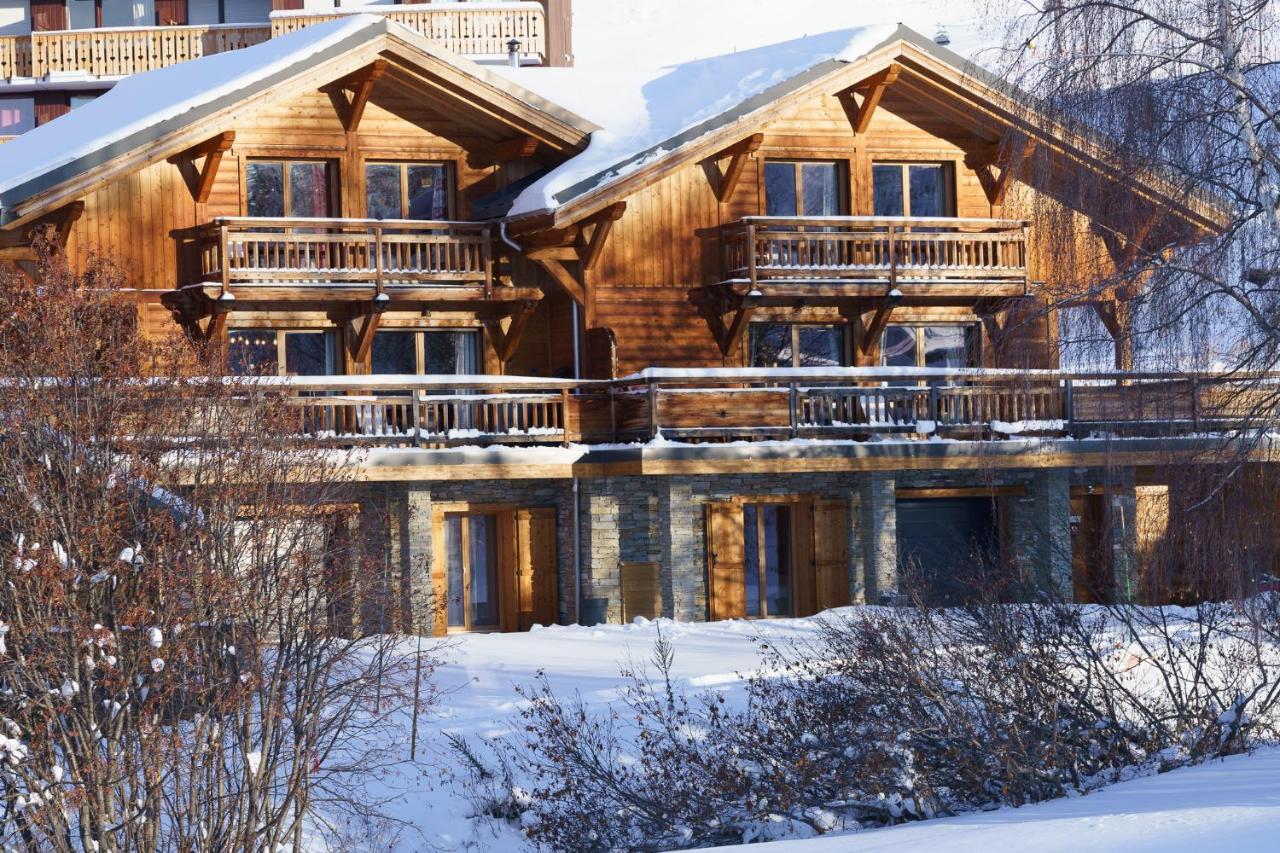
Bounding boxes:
[270,2,550,65]
[0,24,270,81]
[184,216,539,304]
[713,217,1030,299]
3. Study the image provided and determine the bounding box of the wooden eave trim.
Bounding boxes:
[2,41,390,231]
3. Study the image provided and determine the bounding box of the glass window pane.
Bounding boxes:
[407,164,451,220]
[872,164,904,217]
[365,164,402,220]
[764,506,792,617]
[743,505,760,618]
[423,331,478,375]
[749,324,793,367]
[882,325,917,368]
[227,330,278,375]
[797,326,845,367]
[801,163,842,216]
[908,164,946,218]
[371,331,417,374]
[289,162,331,218]
[923,326,972,369]
[764,162,798,216]
[469,514,499,627]
[283,332,331,376]
[246,162,284,217]
[445,515,465,627]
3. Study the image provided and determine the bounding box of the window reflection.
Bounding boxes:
[749,324,845,368]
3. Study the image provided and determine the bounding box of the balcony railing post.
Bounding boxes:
[928,384,940,426]
[746,222,758,289]
[561,386,571,446]
[887,224,897,289]
[1064,378,1074,433]
[647,379,659,440]
[219,223,230,300]
[1190,376,1200,432]
[409,390,420,447]
[482,224,494,299]
[373,225,385,296]
[789,382,799,438]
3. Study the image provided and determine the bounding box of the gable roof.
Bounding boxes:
[0,14,596,228]
[494,24,1235,234]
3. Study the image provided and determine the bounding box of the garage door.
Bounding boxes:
[896,498,998,605]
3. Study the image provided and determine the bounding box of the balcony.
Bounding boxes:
[270,1,548,64]
[714,217,1029,298]
[209,369,1273,449]
[0,25,270,81]
[186,217,538,303]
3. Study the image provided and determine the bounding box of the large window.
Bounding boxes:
[226,329,337,376]
[743,504,793,617]
[365,162,453,220]
[872,162,950,218]
[749,323,845,368]
[881,324,977,374]
[444,512,500,630]
[246,160,335,218]
[764,160,845,217]
[370,330,480,375]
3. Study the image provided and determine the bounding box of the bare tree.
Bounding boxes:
[0,236,440,852]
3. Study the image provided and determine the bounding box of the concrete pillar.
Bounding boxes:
[659,477,702,622]
[1031,468,1073,600]
[847,486,866,604]
[402,485,435,634]
[581,479,621,624]
[860,473,897,603]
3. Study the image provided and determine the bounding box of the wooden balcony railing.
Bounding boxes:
[192,217,494,295]
[2,25,270,80]
[210,369,1280,449]
[271,1,548,63]
[717,217,1029,292]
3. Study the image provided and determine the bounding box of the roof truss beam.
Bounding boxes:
[167,130,235,204]
[704,133,764,203]
[326,59,389,133]
[839,64,901,134]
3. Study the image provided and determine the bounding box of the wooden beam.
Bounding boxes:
[167,130,234,204]
[525,246,580,261]
[485,299,539,364]
[965,134,1033,207]
[0,246,36,261]
[707,133,764,203]
[328,60,388,133]
[534,258,586,306]
[859,294,900,356]
[840,65,900,134]
[1099,209,1162,271]
[348,310,382,364]
[580,202,626,272]
[720,291,761,358]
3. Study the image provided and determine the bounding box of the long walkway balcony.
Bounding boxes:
[0,25,270,80]
[715,217,1029,298]
[212,368,1276,448]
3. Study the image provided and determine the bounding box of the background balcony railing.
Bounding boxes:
[201,369,1280,449]
[2,25,270,80]
[718,217,1029,290]
[270,2,547,63]
[192,217,494,294]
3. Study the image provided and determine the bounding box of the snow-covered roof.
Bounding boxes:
[0,14,596,223]
[493,26,900,217]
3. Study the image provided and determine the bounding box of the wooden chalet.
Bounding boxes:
[0,17,1245,634]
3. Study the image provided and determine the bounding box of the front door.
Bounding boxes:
[444,512,501,631]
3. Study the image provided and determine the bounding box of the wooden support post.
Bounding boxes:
[706,133,764,202]
[329,59,388,132]
[579,202,626,272]
[167,131,235,204]
[720,292,761,358]
[839,65,900,134]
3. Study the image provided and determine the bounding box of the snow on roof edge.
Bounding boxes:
[0,15,387,215]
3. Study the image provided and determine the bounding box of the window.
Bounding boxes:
[444,512,500,630]
[872,163,951,217]
[749,324,845,368]
[365,162,453,220]
[0,96,34,135]
[246,160,335,218]
[882,324,977,377]
[227,330,337,376]
[764,161,845,217]
[370,330,480,375]
[743,504,793,617]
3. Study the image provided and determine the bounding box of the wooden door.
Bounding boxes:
[515,507,558,629]
[30,0,68,31]
[706,502,745,621]
[812,500,851,611]
[792,500,816,617]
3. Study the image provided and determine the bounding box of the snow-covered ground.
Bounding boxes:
[357,613,1280,852]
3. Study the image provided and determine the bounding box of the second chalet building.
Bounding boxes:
[0,15,1236,633]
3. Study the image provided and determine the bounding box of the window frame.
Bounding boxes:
[363,160,457,221]
[443,511,502,632]
[243,158,339,218]
[762,158,849,217]
[226,328,338,377]
[370,328,482,375]
[879,323,980,376]
[747,322,849,368]
[870,161,956,218]
[742,502,795,618]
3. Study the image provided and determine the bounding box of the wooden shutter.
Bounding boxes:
[29,0,68,31]
[34,94,69,128]
[621,562,661,622]
[516,507,558,629]
[812,499,852,611]
[498,511,520,632]
[706,502,745,621]
[792,501,816,617]
[154,0,188,25]
[429,510,449,637]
